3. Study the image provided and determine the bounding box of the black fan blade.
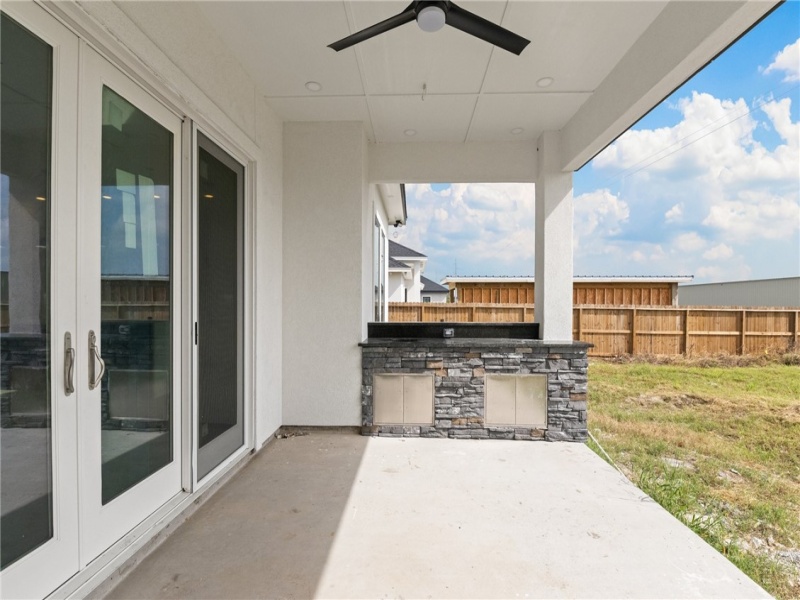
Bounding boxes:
[445,3,530,55]
[329,3,417,51]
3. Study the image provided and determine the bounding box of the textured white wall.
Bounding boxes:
[409,261,424,302]
[388,272,408,303]
[254,100,284,446]
[283,122,367,426]
[373,187,390,322]
[535,131,574,341]
[360,138,371,341]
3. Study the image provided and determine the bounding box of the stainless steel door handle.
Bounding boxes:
[88,330,105,390]
[64,332,75,396]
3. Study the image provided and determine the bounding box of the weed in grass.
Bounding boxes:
[637,466,721,537]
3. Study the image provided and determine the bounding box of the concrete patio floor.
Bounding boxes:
[104,431,769,599]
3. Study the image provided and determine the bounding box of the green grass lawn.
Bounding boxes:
[587,358,800,599]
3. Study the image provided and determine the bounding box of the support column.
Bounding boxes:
[283,122,368,425]
[534,131,573,341]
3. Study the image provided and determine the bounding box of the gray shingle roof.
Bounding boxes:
[389,257,410,270]
[421,276,448,293]
[389,240,426,259]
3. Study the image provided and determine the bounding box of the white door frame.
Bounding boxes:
[76,44,184,564]
[191,123,256,489]
[0,4,80,598]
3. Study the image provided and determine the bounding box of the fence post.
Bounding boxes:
[683,309,690,356]
[471,305,475,323]
[576,307,583,341]
[795,310,799,350]
[739,309,746,355]
[631,307,637,355]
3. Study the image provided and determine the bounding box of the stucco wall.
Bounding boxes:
[408,262,423,302]
[254,100,284,445]
[283,122,367,425]
[388,272,407,303]
[373,187,390,322]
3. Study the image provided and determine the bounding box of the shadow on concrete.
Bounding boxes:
[104,430,770,599]
[104,430,369,599]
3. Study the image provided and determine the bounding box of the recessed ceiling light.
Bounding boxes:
[305,81,322,92]
[153,194,161,199]
[536,77,554,88]
[404,129,417,136]
[101,195,112,200]
[35,196,47,202]
[510,127,524,135]
[204,194,214,199]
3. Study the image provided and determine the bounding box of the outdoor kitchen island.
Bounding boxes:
[360,323,590,442]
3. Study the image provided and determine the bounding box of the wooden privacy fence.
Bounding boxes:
[389,303,800,357]
[390,302,535,324]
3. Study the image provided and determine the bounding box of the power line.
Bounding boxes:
[598,83,799,186]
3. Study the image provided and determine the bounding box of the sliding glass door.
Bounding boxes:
[196,133,244,481]
[1,4,251,596]
[0,5,80,598]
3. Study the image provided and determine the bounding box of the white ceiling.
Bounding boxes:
[197,1,669,144]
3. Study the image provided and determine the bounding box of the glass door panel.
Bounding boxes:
[78,47,182,562]
[99,86,173,504]
[0,10,55,569]
[0,4,80,598]
[196,133,244,480]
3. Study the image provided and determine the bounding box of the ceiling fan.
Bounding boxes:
[328,1,530,56]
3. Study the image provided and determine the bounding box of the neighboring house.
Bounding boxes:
[386,241,448,303]
[421,276,449,303]
[679,277,800,308]
[387,240,427,303]
[0,1,773,597]
[445,276,694,306]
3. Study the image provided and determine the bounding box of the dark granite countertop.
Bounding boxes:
[360,338,592,350]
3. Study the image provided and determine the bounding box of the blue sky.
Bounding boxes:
[398,2,800,284]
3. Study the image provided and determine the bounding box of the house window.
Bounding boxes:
[422,296,431,303]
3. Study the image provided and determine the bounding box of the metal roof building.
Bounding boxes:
[678,277,800,308]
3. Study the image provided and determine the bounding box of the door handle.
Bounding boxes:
[88,330,106,390]
[64,332,75,396]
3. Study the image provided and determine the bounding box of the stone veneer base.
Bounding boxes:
[360,338,590,442]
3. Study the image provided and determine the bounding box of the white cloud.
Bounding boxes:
[665,203,683,222]
[399,89,798,284]
[575,91,798,282]
[702,243,734,260]
[433,208,448,222]
[674,232,707,253]
[702,192,800,239]
[595,92,759,177]
[573,189,629,239]
[696,263,752,281]
[399,183,536,277]
[764,38,800,82]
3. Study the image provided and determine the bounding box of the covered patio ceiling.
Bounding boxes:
[188,0,778,171]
